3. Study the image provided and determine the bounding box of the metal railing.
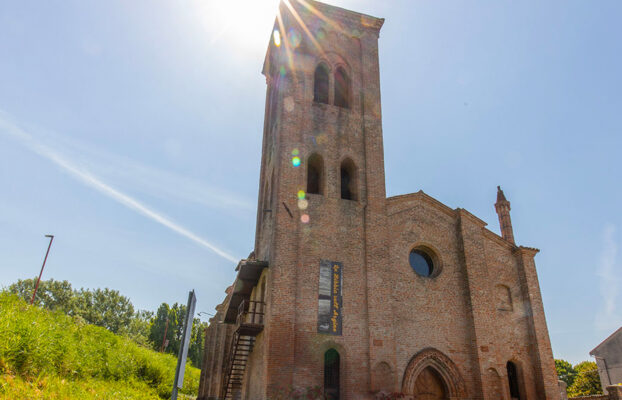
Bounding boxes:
[236,299,265,326]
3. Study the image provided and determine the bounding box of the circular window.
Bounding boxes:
[409,249,434,277]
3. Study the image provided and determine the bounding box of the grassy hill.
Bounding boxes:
[0,292,200,399]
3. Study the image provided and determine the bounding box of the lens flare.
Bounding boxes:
[292,156,301,167]
[288,28,302,48]
[279,66,286,77]
[297,199,308,210]
[301,214,310,223]
[292,148,299,156]
[273,30,281,47]
[297,190,306,200]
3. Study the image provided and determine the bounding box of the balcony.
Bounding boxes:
[235,299,265,336]
[223,259,268,324]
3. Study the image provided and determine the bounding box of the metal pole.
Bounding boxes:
[161,317,169,352]
[172,290,196,400]
[30,234,54,305]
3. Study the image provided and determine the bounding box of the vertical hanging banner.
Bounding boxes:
[318,260,342,335]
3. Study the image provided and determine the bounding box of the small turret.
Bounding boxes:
[495,186,515,244]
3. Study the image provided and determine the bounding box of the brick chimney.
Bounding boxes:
[495,186,515,244]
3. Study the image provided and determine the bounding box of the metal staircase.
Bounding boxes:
[222,300,264,400]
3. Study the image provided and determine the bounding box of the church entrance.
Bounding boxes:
[401,349,467,399]
[412,367,448,400]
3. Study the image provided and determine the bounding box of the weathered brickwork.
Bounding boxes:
[197,1,560,399]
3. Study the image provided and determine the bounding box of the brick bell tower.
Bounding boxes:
[254,0,389,398]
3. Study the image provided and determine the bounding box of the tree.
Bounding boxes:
[555,359,577,387]
[188,318,208,369]
[9,278,77,313]
[8,278,204,364]
[75,288,135,334]
[119,309,153,346]
[568,361,602,397]
[149,303,173,352]
[148,302,206,368]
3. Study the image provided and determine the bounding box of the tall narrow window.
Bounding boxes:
[340,158,357,200]
[307,153,324,195]
[324,349,340,400]
[314,64,329,104]
[507,361,521,400]
[334,67,350,108]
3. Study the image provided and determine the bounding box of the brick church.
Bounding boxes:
[197,1,560,399]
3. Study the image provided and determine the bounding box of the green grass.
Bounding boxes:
[0,292,200,399]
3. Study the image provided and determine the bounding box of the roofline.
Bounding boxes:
[590,326,622,355]
[302,0,385,29]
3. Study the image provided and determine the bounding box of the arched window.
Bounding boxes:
[496,284,513,311]
[507,361,521,400]
[314,64,329,104]
[307,153,324,195]
[324,349,340,400]
[340,158,357,200]
[334,67,350,108]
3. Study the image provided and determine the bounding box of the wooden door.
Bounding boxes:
[413,367,448,400]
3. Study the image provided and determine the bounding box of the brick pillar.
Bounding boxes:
[457,209,498,400]
[494,186,515,244]
[197,323,213,400]
[515,247,560,399]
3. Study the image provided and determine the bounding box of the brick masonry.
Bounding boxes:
[197,1,560,399]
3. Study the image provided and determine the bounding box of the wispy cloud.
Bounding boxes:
[0,113,240,264]
[596,223,621,331]
[33,128,255,216]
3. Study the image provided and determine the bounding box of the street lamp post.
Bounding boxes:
[161,317,169,352]
[30,234,54,305]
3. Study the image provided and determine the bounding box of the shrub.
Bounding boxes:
[0,292,199,399]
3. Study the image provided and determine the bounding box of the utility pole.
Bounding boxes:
[161,317,169,352]
[31,234,54,305]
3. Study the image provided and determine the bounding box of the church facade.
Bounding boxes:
[197,1,560,399]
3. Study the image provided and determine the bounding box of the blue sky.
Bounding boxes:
[0,0,620,364]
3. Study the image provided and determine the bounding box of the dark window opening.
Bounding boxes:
[314,64,329,104]
[307,153,324,195]
[507,361,521,400]
[340,159,357,200]
[409,249,434,277]
[324,349,340,400]
[334,67,350,108]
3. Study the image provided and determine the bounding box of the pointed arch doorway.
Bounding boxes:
[412,366,448,400]
[402,348,467,400]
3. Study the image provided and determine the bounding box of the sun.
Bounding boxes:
[196,0,282,56]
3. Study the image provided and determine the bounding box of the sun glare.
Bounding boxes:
[197,0,282,56]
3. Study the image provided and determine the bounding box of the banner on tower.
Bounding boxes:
[318,260,342,335]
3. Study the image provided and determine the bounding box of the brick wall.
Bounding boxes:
[197,1,560,399]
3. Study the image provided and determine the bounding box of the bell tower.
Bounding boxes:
[253,0,390,397]
[255,0,386,258]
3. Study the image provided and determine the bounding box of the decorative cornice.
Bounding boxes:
[513,245,540,257]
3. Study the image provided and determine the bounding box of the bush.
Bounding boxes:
[0,292,199,399]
